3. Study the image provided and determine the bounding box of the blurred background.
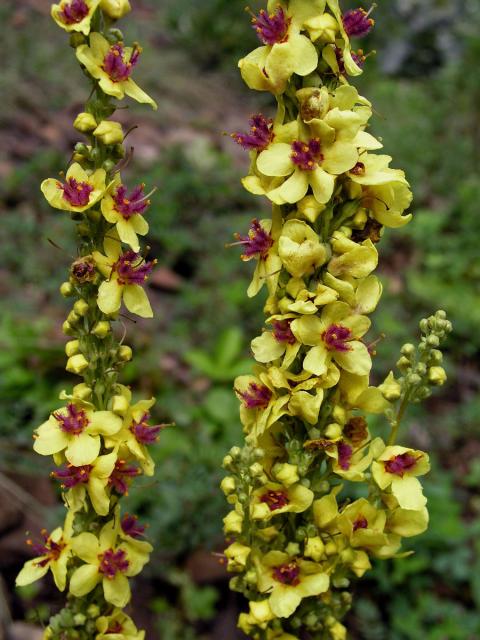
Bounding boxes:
[0,0,479,638]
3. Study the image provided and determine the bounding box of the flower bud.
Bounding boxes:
[66,354,89,374]
[73,299,89,316]
[379,372,401,401]
[100,0,131,19]
[401,343,415,357]
[230,446,242,459]
[91,321,111,338]
[273,462,299,487]
[325,541,337,556]
[118,345,133,362]
[111,394,129,415]
[65,340,80,357]
[286,542,300,556]
[67,311,81,326]
[396,356,411,372]
[297,195,326,223]
[220,476,236,495]
[69,33,86,48]
[73,614,86,626]
[223,510,243,534]
[93,120,124,145]
[249,462,264,477]
[73,112,97,133]
[60,282,74,297]
[222,455,234,469]
[62,320,75,336]
[428,366,447,386]
[87,605,100,619]
[325,422,342,439]
[304,536,325,562]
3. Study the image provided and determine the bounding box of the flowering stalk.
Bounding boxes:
[16,2,161,638]
[223,2,452,639]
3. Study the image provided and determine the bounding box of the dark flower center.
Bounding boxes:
[121,514,146,539]
[353,515,369,531]
[384,452,419,477]
[233,114,274,151]
[260,490,290,511]
[334,47,366,75]
[71,255,96,283]
[113,251,155,286]
[27,529,66,567]
[342,8,375,38]
[106,622,124,633]
[98,548,130,579]
[130,412,165,445]
[252,7,290,45]
[272,320,296,345]
[322,324,352,352]
[237,382,272,409]
[108,460,141,495]
[53,404,90,436]
[103,43,141,83]
[337,442,353,470]
[234,219,274,261]
[273,561,300,586]
[350,161,366,176]
[52,464,92,488]
[344,417,368,444]
[59,0,89,24]
[58,177,93,207]
[291,139,323,171]
[113,183,150,219]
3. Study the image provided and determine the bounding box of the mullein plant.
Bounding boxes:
[16,1,161,638]
[223,2,452,639]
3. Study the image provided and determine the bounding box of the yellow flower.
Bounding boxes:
[251,315,300,369]
[239,1,321,94]
[70,520,150,607]
[105,396,163,476]
[16,511,74,591]
[93,234,155,318]
[326,437,382,482]
[250,482,314,520]
[336,498,390,553]
[73,111,97,132]
[76,33,157,109]
[96,609,144,640]
[100,175,150,252]
[33,403,122,466]
[51,0,100,35]
[235,373,289,439]
[225,542,251,571]
[41,162,106,213]
[51,450,118,516]
[291,301,372,377]
[372,446,430,511]
[254,550,329,618]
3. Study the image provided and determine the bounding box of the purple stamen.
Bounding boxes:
[233,219,274,261]
[52,464,92,488]
[26,529,65,566]
[108,460,140,495]
[232,114,274,151]
[252,7,290,45]
[71,256,96,283]
[53,404,90,436]
[338,442,353,470]
[113,251,155,286]
[107,622,124,633]
[344,417,368,444]
[121,514,146,539]
[343,8,375,38]
[103,43,141,83]
[59,0,89,24]
[98,548,130,579]
[384,452,419,477]
[58,177,93,207]
[334,47,366,75]
[272,319,296,345]
[273,562,300,586]
[291,139,323,171]
[130,412,165,445]
[353,515,368,531]
[113,183,150,219]
[322,324,352,352]
[237,382,272,410]
[260,490,289,512]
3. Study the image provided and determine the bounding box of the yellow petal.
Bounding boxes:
[123,284,153,318]
[69,564,100,596]
[103,573,131,607]
[65,432,100,466]
[97,279,123,315]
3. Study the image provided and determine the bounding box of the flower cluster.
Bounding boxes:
[16,3,160,638]
[224,3,452,639]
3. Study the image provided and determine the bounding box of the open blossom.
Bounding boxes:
[51,0,101,35]
[93,234,156,318]
[41,163,106,213]
[76,33,157,109]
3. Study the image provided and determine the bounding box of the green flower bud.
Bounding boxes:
[230,446,241,459]
[401,343,415,357]
[100,0,131,19]
[65,340,80,357]
[73,614,86,626]
[73,112,97,133]
[93,120,124,145]
[118,345,133,361]
[67,311,81,325]
[87,208,101,223]
[60,282,74,297]
[396,356,411,372]
[69,33,86,48]
[73,299,89,316]
[62,320,75,336]
[66,354,89,374]
[91,321,111,338]
[427,335,440,347]
[286,542,300,556]
[222,455,233,469]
